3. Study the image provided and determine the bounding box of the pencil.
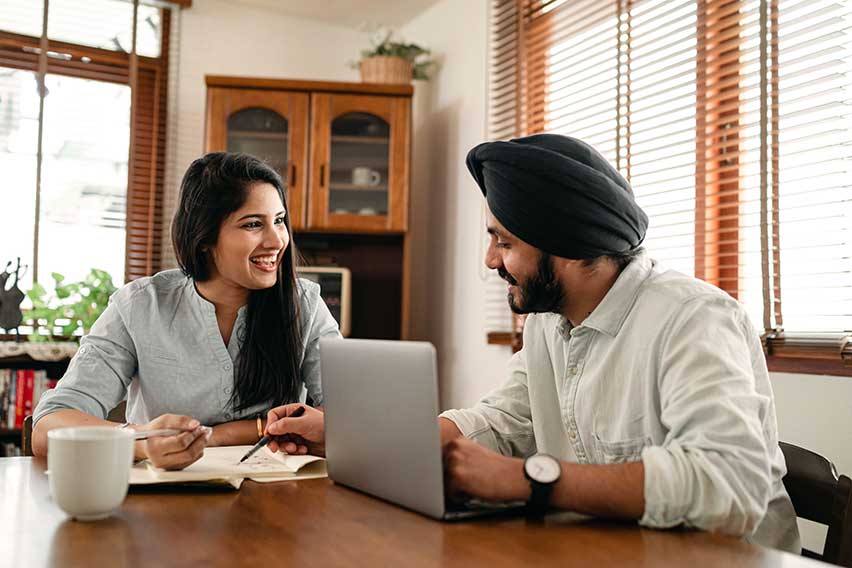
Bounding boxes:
[132,427,209,441]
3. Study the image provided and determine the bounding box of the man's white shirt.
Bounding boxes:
[441,251,800,552]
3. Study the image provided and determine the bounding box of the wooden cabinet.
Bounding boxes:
[205,77,413,339]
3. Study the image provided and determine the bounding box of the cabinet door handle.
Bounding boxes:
[319,164,326,187]
[290,164,296,186]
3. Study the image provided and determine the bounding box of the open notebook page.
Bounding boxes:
[131,446,325,484]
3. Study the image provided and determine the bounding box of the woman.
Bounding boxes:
[32,152,340,469]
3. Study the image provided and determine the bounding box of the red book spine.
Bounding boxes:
[23,370,35,419]
[14,371,25,429]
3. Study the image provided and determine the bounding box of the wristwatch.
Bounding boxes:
[523,453,561,517]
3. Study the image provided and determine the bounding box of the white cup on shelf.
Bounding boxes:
[351,167,381,187]
[47,426,135,521]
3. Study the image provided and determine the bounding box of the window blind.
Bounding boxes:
[485,0,852,369]
[484,0,522,344]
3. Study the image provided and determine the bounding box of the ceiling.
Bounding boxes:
[230,0,442,29]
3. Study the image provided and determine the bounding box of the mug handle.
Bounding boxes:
[369,170,382,186]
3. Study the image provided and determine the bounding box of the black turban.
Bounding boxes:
[466,134,648,259]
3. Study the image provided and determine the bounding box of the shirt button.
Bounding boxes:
[569,431,577,440]
[223,363,232,371]
[567,366,577,375]
[225,412,232,419]
[224,386,231,394]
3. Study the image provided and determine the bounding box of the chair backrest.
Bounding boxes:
[780,441,852,567]
[22,415,33,457]
[20,401,125,458]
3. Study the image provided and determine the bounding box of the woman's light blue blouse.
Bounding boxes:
[33,269,341,426]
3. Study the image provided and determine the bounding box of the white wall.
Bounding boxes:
[401,0,513,410]
[163,0,364,267]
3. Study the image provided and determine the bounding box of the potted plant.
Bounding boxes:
[354,28,436,84]
[26,269,117,342]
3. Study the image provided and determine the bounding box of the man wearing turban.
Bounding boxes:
[439,134,799,552]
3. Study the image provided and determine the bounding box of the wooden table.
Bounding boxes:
[0,457,820,567]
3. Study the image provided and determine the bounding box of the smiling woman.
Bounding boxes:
[29,153,342,470]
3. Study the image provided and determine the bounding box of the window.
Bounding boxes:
[0,0,175,303]
[486,0,852,374]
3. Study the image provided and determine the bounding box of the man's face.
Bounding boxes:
[484,210,564,315]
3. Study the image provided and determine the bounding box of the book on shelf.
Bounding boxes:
[0,369,58,430]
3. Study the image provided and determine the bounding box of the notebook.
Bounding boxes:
[129,445,327,488]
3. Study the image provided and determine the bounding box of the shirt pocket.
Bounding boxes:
[138,344,188,379]
[142,344,180,364]
[592,431,652,464]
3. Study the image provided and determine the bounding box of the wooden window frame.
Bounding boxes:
[0,4,171,284]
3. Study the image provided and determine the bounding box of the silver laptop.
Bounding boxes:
[321,337,524,520]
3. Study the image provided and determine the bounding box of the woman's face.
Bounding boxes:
[207,182,290,291]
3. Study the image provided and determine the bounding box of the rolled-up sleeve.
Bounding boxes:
[298,282,342,407]
[640,295,772,537]
[439,348,536,457]
[32,299,137,425]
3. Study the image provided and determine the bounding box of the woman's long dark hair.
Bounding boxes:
[171,152,303,412]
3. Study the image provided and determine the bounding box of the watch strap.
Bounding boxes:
[526,478,554,517]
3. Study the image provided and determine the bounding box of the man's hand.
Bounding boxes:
[443,437,530,502]
[265,404,326,456]
[135,414,211,470]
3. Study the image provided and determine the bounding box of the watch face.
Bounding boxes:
[525,454,561,484]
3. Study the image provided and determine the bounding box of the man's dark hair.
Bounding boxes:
[171,152,303,411]
[582,247,645,272]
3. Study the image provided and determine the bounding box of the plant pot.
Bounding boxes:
[359,56,412,84]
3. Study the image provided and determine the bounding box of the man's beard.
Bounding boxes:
[498,253,564,315]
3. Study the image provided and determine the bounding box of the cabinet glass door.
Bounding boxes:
[309,93,409,232]
[226,108,288,180]
[329,112,389,217]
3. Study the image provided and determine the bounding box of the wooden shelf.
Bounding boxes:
[331,135,389,144]
[330,183,388,191]
[228,130,288,140]
[329,160,389,172]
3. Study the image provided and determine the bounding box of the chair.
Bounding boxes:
[780,441,852,566]
[21,401,127,457]
[22,415,33,456]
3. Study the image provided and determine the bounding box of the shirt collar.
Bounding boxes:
[575,250,653,338]
[187,277,247,318]
[188,277,216,315]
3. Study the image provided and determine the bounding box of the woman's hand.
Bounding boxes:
[135,414,212,470]
[265,404,326,456]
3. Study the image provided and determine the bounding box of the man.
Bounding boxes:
[438,134,800,552]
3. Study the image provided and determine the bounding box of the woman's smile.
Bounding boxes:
[249,253,279,272]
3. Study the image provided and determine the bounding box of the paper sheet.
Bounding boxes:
[129,446,326,486]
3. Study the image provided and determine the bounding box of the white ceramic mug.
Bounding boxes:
[47,426,135,521]
[351,167,381,187]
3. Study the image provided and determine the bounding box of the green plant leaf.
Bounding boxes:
[24,268,117,340]
[62,321,79,337]
[357,30,435,80]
